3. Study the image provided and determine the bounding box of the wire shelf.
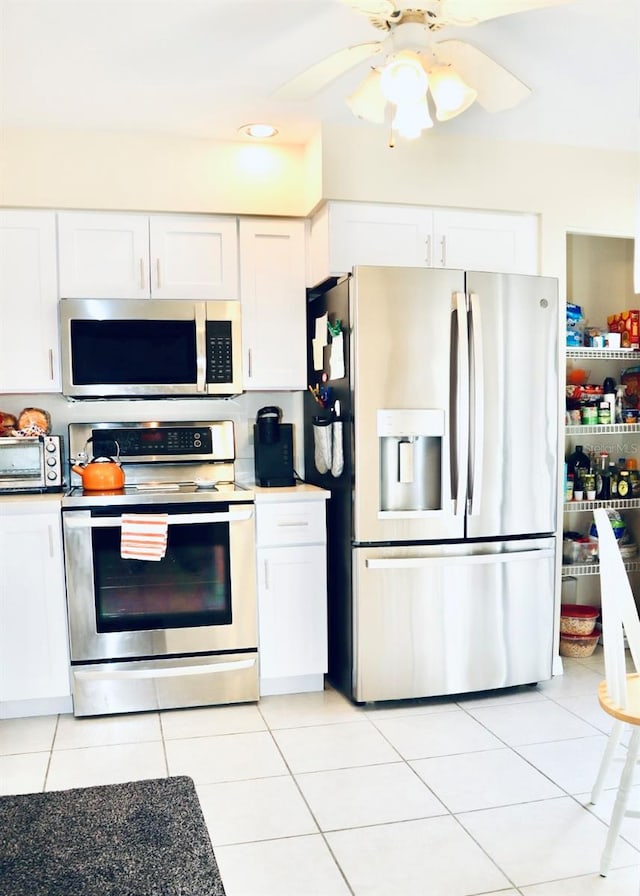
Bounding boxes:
[566,348,640,361]
[565,423,640,435]
[562,559,640,577]
[564,498,640,512]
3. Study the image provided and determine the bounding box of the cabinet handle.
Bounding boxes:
[248,348,252,378]
[139,258,145,290]
[425,235,431,266]
[277,520,310,527]
[440,236,446,267]
[156,258,161,290]
[47,525,54,558]
[264,558,270,590]
[48,348,54,380]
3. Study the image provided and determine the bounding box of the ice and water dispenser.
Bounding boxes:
[377,409,445,514]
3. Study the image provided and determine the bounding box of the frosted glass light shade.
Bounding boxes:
[392,96,433,139]
[429,65,477,121]
[346,69,386,124]
[380,51,428,105]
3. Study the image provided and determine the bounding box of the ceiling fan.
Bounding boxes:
[274,0,575,140]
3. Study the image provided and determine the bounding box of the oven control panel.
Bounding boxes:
[70,421,235,463]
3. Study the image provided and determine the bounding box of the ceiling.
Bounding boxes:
[1,0,639,152]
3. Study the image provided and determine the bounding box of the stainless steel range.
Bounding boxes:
[62,420,258,717]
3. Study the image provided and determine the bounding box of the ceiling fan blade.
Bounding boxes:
[441,0,575,26]
[435,39,531,112]
[273,42,383,100]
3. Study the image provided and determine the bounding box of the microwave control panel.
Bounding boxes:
[206,321,233,383]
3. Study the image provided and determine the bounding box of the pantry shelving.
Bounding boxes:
[563,231,637,610]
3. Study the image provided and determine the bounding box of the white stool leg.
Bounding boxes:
[600,727,640,876]
[591,719,625,804]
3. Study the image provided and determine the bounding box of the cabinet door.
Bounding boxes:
[0,508,70,704]
[257,544,328,680]
[327,202,433,274]
[0,210,60,392]
[149,215,238,300]
[240,218,306,390]
[433,209,538,274]
[58,211,150,298]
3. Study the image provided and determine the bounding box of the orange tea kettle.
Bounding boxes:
[72,438,125,491]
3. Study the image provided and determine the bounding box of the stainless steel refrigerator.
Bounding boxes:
[304,265,559,703]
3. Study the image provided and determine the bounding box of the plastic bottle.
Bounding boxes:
[609,461,618,498]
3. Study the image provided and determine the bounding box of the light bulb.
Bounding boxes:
[428,66,477,122]
[380,51,428,105]
[392,96,433,140]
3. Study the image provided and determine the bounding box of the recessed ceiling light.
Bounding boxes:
[239,123,278,139]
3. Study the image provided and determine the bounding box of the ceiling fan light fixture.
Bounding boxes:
[346,68,386,124]
[238,123,279,139]
[392,96,433,140]
[428,65,477,122]
[380,50,428,105]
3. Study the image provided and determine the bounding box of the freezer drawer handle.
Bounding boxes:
[365,549,555,569]
[75,657,256,681]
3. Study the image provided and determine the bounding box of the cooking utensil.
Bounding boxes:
[72,437,125,491]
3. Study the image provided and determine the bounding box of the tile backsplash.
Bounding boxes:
[0,391,305,484]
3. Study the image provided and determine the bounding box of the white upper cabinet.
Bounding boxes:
[149,215,238,300]
[0,210,60,393]
[239,218,306,391]
[58,211,239,300]
[58,211,150,298]
[308,201,538,285]
[432,208,538,275]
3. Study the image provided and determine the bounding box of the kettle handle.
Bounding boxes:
[84,436,121,463]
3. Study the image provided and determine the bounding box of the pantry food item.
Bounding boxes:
[559,632,599,658]
[0,411,17,436]
[560,604,599,635]
[15,407,51,436]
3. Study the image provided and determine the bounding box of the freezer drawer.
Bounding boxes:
[352,540,555,703]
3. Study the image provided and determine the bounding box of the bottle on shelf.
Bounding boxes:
[596,451,611,500]
[626,458,640,498]
[618,469,631,498]
[615,385,627,424]
[609,461,619,498]
[567,444,590,479]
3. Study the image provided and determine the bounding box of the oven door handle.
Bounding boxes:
[72,508,254,529]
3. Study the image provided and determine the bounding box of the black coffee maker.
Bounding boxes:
[253,406,295,487]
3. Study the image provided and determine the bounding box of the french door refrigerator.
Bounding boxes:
[304,265,559,703]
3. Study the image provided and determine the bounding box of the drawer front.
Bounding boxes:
[256,501,326,546]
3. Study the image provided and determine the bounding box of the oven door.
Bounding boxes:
[62,501,257,662]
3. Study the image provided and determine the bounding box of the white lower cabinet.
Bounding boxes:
[0,500,72,718]
[255,493,328,695]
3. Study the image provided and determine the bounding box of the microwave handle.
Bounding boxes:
[195,304,207,393]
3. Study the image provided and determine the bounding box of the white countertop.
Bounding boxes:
[0,492,63,513]
[252,482,330,502]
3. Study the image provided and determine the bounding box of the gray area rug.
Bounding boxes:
[0,775,225,896]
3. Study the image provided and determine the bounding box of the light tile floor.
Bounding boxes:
[1,649,639,895]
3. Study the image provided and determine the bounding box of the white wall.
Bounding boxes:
[0,128,320,217]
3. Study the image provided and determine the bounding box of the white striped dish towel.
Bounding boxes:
[120,513,169,561]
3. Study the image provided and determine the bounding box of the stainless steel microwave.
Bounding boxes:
[59,299,242,398]
[0,435,63,493]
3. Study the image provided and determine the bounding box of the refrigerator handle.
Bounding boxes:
[453,291,469,517]
[468,291,484,516]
